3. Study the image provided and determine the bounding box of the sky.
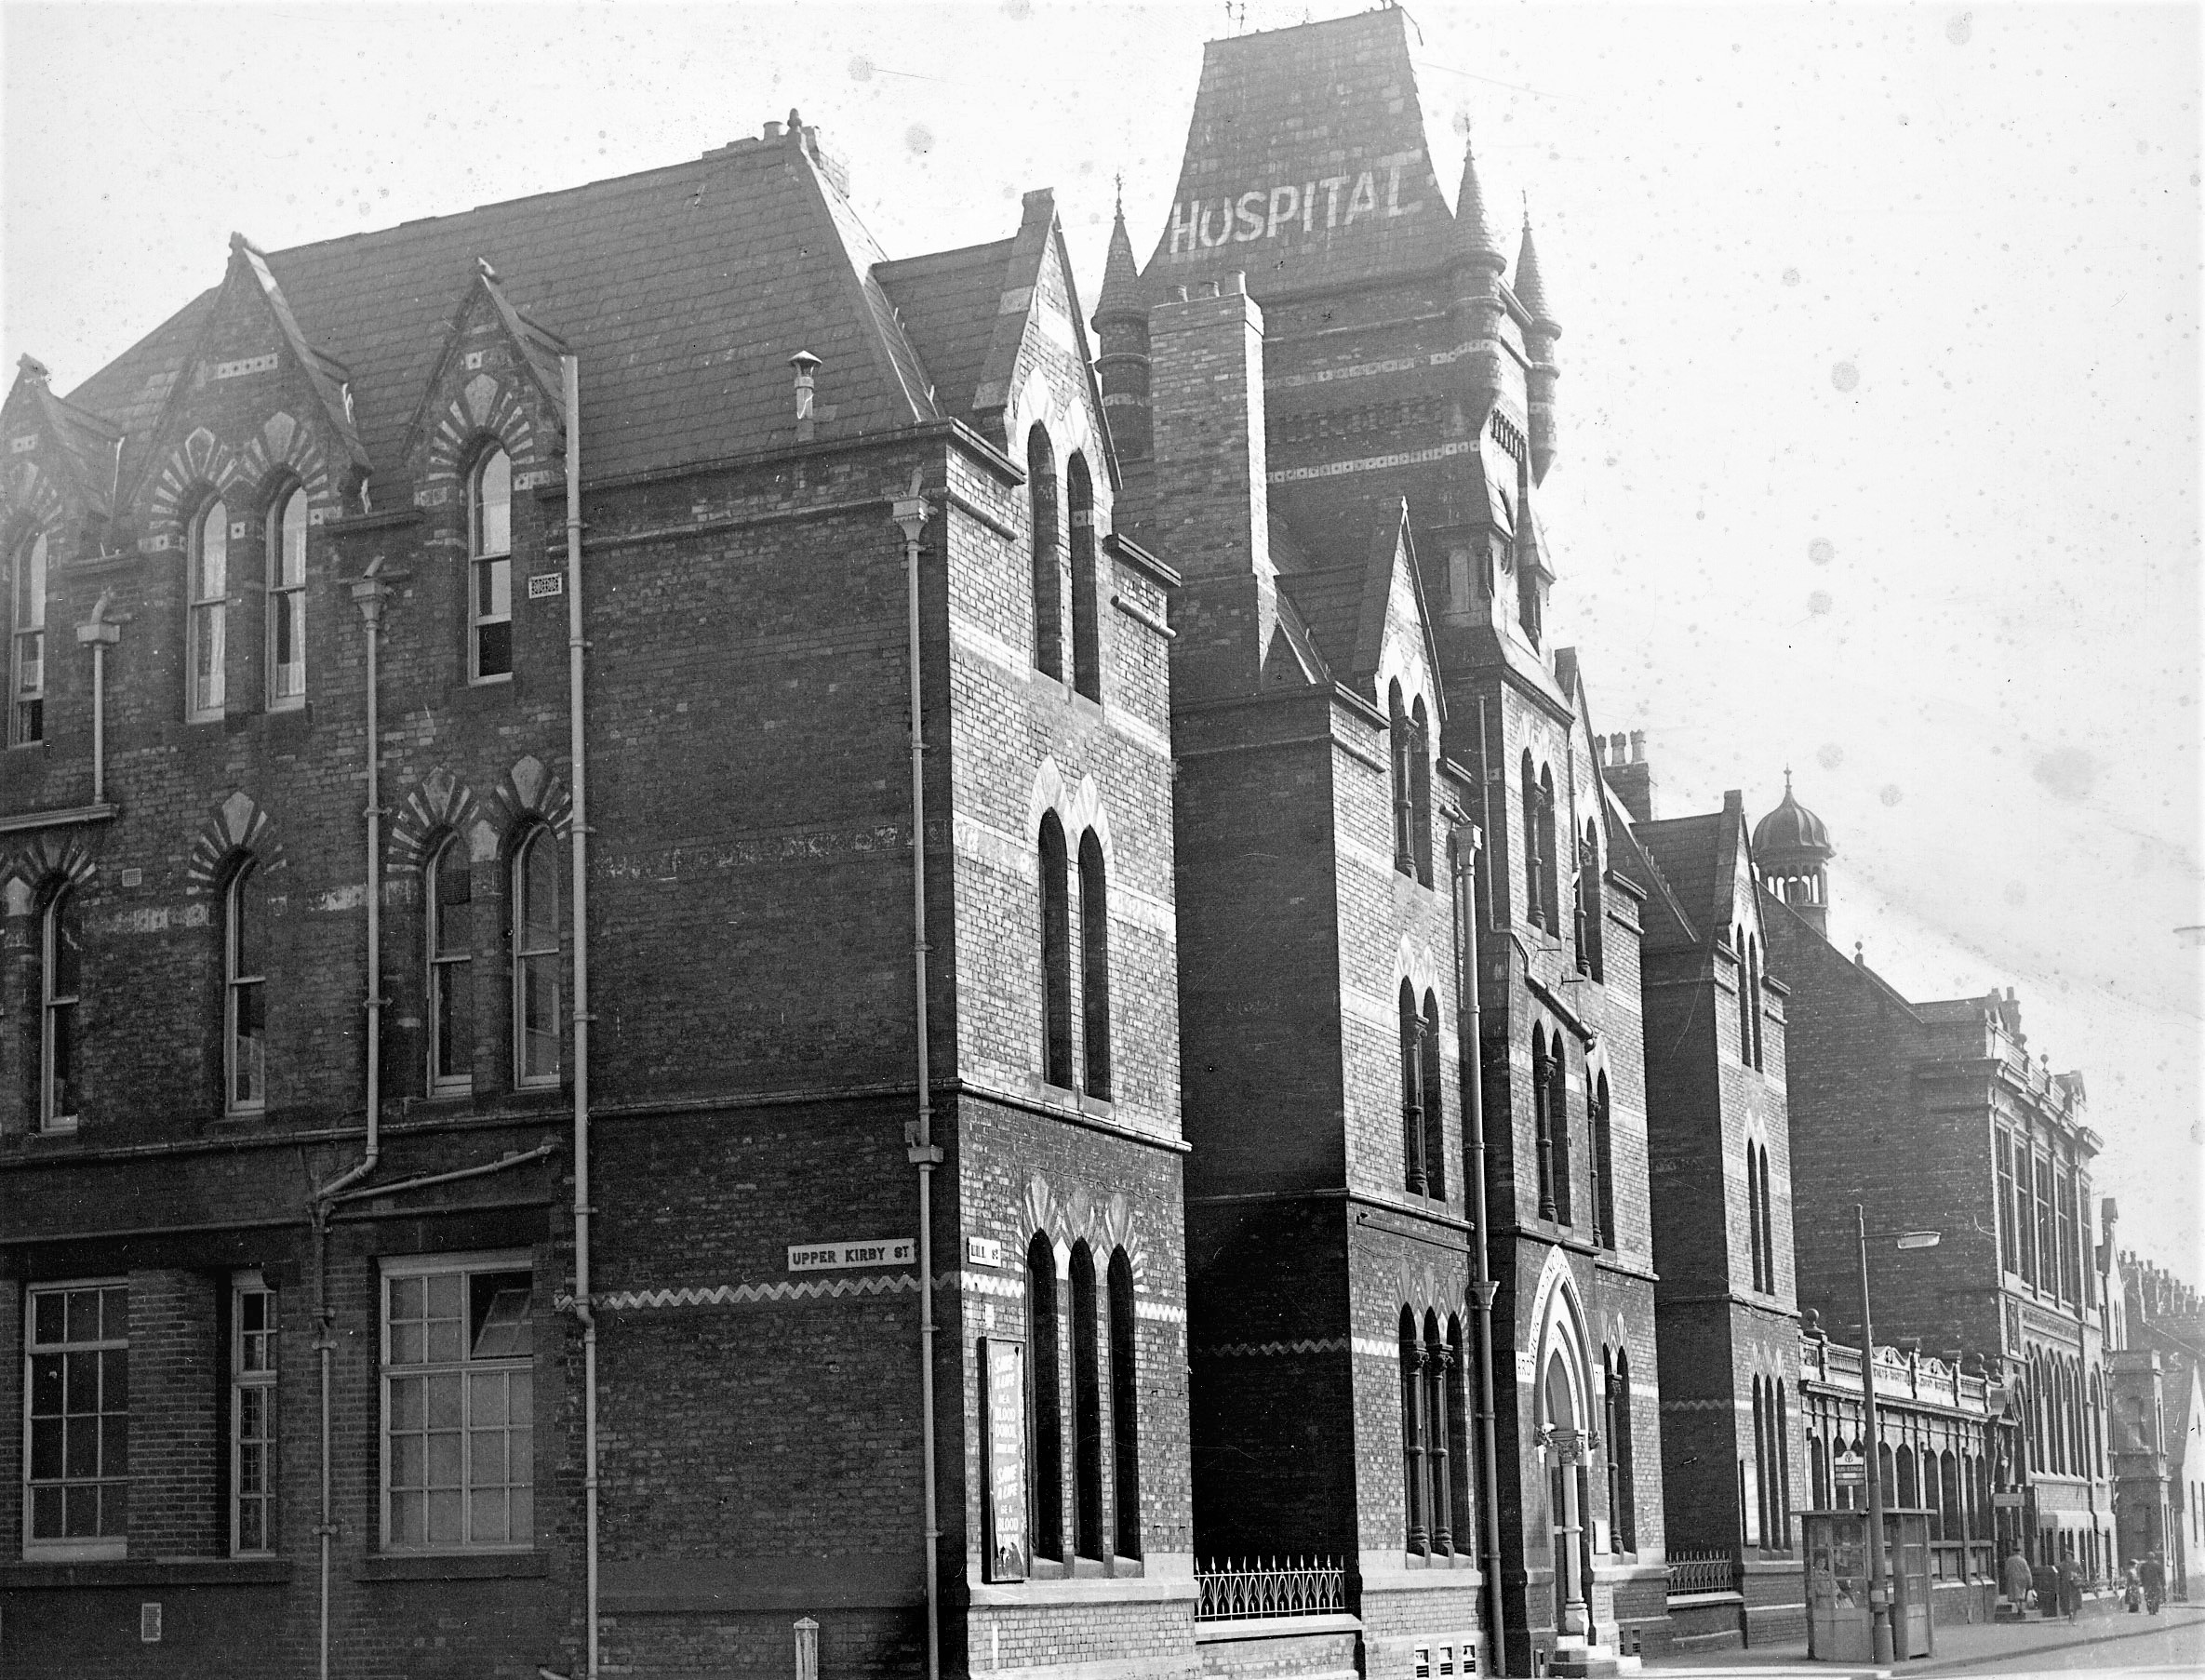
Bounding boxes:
[3,1,2198,1274]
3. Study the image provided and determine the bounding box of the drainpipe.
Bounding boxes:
[74,591,125,802]
[309,553,396,1680]
[1450,820,1509,1675]
[557,353,603,1680]
[890,473,942,1680]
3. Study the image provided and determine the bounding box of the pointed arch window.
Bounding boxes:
[1070,1242,1103,1560]
[1774,1380,1793,1550]
[1521,753,1544,928]
[1548,1043,1572,1226]
[35,883,83,1132]
[469,447,514,682]
[1576,820,1604,980]
[1399,1310,1455,1555]
[513,826,561,1086]
[1067,453,1101,700]
[1746,935,1766,1070]
[1039,814,1073,1088]
[1078,831,1111,1099]
[1028,429,1062,679]
[1758,1146,1777,1290]
[1410,697,1434,886]
[1447,1316,1474,1549]
[1733,925,1751,1060]
[225,859,268,1113]
[189,499,230,721]
[266,483,308,707]
[1537,768,1560,938]
[1107,1250,1141,1559]
[1532,1025,1557,1220]
[11,528,47,744]
[427,835,474,1095]
[1392,684,1415,874]
[1026,1233,1064,1562]
[1746,1140,1766,1292]
[1610,1347,1637,1552]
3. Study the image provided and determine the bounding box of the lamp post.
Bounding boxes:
[1856,1206,1942,1666]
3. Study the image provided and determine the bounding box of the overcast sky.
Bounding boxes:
[4,1,2198,1274]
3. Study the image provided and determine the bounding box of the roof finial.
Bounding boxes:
[1114,170,1124,216]
[1784,766,1794,794]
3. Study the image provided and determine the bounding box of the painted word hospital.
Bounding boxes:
[1,9,2188,1680]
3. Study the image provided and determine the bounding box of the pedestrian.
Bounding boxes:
[2141,1550,2165,1614]
[2057,1553,2085,1623]
[2123,1561,2143,1612]
[2003,1546,2035,1619]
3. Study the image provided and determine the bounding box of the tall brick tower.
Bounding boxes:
[1129,10,1669,1671]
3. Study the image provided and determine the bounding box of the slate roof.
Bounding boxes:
[1634,812,1728,946]
[63,124,951,495]
[875,238,1014,420]
[1277,564,1365,678]
[1141,7,1460,303]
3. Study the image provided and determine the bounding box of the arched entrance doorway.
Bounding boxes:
[1544,1353,1593,1637]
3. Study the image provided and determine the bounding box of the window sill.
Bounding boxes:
[4,1557,291,1589]
[356,1551,549,1582]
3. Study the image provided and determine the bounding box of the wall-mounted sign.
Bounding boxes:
[980,1337,1028,1581]
[967,1236,1003,1270]
[528,572,566,600]
[1992,1491,2025,1509]
[787,1238,915,1273]
[1833,1453,1867,1487]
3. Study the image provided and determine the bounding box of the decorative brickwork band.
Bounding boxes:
[558,1273,921,1313]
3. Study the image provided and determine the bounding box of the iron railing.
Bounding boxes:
[1195,1554,1349,1621]
[1666,1546,1738,1595]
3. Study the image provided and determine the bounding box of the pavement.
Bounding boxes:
[1635,1599,2205,1680]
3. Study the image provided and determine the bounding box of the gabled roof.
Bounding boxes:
[4,356,125,519]
[875,237,1014,420]
[398,262,573,467]
[1610,813,1698,948]
[1274,500,1444,719]
[65,121,946,494]
[1636,807,1744,945]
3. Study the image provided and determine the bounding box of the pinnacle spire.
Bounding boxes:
[1451,136,1506,267]
[1095,190,1143,322]
[1514,210,1556,325]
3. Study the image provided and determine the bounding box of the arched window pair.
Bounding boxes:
[185,485,311,722]
[1026,430,1102,700]
[28,881,83,1131]
[1745,1138,1778,1293]
[1037,815,1110,1099]
[1603,1346,1637,1553]
[424,824,562,1094]
[1532,1026,1571,1224]
[1388,682,1433,885]
[1400,1310,1468,1555]
[1399,982,1444,1198]
[1520,753,1558,937]
[10,529,48,744]
[1025,1235,1140,1565]
[1733,922,1765,1068]
[1749,1377,1793,1552]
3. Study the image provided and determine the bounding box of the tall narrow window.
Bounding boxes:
[1401,1310,1429,1553]
[1446,1318,1474,1549]
[1067,453,1101,700]
[1590,1073,1614,1249]
[1421,991,1446,1201]
[513,828,561,1086]
[233,1274,277,1554]
[1392,684,1415,874]
[1997,1136,2018,1274]
[470,448,513,681]
[1423,1313,1454,1553]
[1548,1045,1572,1225]
[1733,925,1751,1060]
[1759,1147,1777,1289]
[381,1257,533,1550]
[1410,698,1434,886]
[226,860,268,1113]
[1747,936,1765,1070]
[1402,983,1430,1195]
[11,529,47,743]
[1521,753,1543,928]
[428,836,474,1094]
[25,1281,129,1558]
[1577,820,1604,980]
[37,885,82,1133]
[1108,1250,1141,1559]
[1039,815,1073,1088]
[1027,1233,1063,1562]
[189,500,230,720]
[1775,1380,1792,1549]
[267,484,308,706]
[1532,1025,1556,1220]
[1618,1349,1639,1550]
[1071,1244,1103,1559]
[1537,768,1561,938]
[1028,428,1062,678]
[1078,832,1111,1099]
[1746,1142,1766,1292]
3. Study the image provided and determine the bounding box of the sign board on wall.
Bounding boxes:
[980,1338,1028,1582]
[786,1238,915,1273]
[1834,1453,1867,1487]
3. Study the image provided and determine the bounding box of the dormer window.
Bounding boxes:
[267,484,308,707]
[188,500,229,721]
[469,448,513,682]
[10,529,47,744]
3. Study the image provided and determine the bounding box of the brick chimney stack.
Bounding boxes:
[1604,730,1655,824]
[1147,272,1277,699]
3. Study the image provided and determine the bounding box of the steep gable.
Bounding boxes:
[1,357,125,546]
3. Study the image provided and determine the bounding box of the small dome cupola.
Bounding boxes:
[1753,769,1836,935]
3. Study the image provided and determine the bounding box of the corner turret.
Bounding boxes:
[1516,214,1561,483]
[1091,191,1152,463]
[1446,138,1511,426]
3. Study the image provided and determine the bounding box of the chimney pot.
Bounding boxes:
[763,121,785,140]
[1223,271,1247,296]
[1629,730,1646,764]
